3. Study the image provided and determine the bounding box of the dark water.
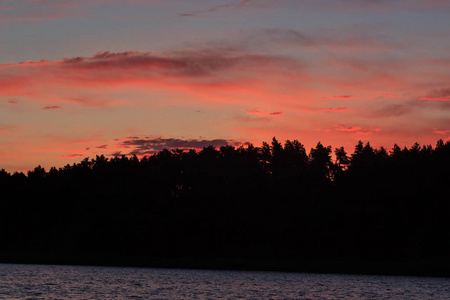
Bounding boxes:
[0,263,448,299]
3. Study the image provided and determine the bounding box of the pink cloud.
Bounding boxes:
[419,88,450,101]
[319,107,348,112]
[334,124,381,137]
[378,93,403,98]
[0,6,18,11]
[0,125,21,135]
[320,95,355,100]
[434,129,450,135]
[246,108,284,117]
[335,124,362,132]
[0,11,77,23]
[0,50,306,107]
[0,0,82,23]
[420,96,450,101]
[0,60,52,69]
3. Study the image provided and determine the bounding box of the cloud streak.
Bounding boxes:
[420,88,450,101]
[0,49,305,107]
[320,107,349,112]
[246,108,284,116]
[244,28,399,52]
[59,154,84,158]
[0,0,79,23]
[179,0,255,17]
[43,105,61,110]
[320,95,356,100]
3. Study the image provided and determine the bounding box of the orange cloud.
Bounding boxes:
[0,125,21,136]
[246,108,284,116]
[59,154,84,158]
[0,60,52,69]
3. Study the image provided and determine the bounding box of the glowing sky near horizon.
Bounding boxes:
[1,0,449,172]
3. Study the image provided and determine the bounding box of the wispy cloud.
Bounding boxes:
[370,104,411,118]
[319,107,348,112]
[43,105,61,110]
[246,108,284,116]
[320,95,356,100]
[179,0,254,17]
[434,129,450,135]
[0,49,305,106]
[335,124,362,132]
[0,0,84,23]
[334,124,380,136]
[244,28,399,52]
[0,125,21,135]
[0,6,19,11]
[419,88,450,101]
[59,154,84,158]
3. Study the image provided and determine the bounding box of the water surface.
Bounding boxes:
[0,263,448,299]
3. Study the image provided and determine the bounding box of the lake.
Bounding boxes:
[0,263,448,299]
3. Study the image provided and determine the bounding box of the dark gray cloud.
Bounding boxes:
[115,137,246,155]
[43,105,61,110]
[62,49,303,79]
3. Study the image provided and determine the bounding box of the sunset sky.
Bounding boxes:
[1,0,449,172]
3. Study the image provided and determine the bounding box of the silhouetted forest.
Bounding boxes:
[1,138,449,275]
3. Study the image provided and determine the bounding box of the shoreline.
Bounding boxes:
[1,253,449,278]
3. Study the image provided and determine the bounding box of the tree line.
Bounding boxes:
[0,138,449,273]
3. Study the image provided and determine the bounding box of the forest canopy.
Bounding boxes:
[0,138,449,274]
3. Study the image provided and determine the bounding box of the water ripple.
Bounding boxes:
[0,263,449,299]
